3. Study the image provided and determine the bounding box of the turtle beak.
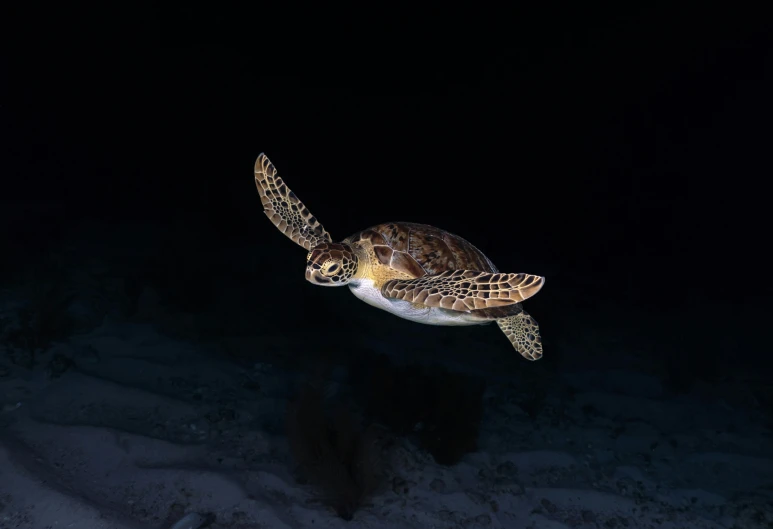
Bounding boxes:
[306,267,330,285]
[305,267,336,286]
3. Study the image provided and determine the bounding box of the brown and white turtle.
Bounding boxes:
[254,153,545,360]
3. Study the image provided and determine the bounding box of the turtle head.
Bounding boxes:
[305,242,358,286]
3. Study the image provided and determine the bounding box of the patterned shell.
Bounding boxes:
[344,222,498,277]
[344,222,522,319]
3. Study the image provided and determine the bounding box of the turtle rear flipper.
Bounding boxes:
[381,270,544,311]
[254,153,332,250]
[497,310,543,361]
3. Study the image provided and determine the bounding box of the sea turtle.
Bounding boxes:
[254,153,545,360]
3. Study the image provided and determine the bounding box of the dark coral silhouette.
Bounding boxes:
[286,382,384,521]
[362,354,485,466]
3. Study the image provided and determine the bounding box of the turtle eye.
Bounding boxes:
[321,260,340,276]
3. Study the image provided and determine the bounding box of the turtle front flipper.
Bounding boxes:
[496,311,543,361]
[254,153,332,251]
[381,270,544,311]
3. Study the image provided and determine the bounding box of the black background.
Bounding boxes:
[4,7,771,376]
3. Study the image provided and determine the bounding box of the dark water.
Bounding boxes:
[2,11,771,527]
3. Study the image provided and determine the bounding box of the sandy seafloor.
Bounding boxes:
[1,219,772,529]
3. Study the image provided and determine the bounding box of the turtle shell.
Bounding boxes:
[345,222,497,277]
[344,222,520,319]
